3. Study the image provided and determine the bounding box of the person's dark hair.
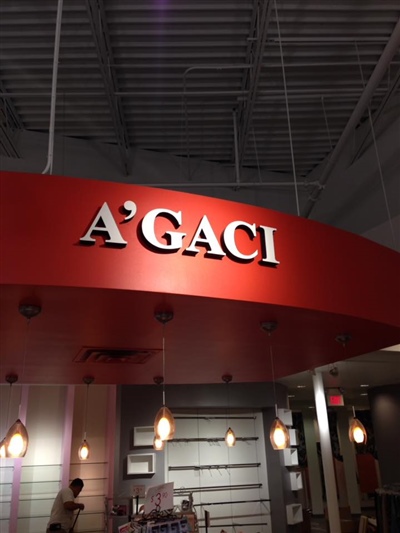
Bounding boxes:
[70,478,84,488]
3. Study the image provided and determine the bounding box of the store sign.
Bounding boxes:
[80,201,280,266]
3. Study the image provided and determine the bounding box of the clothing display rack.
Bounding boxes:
[375,484,400,533]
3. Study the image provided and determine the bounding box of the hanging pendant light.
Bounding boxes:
[154,405,175,441]
[78,376,94,460]
[261,321,290,450]
[0,438,6,459]
[349,406,367,444]
[154,311,175,442]
[4,419,30,458]
[225,428,236,447]
[0,374,17,458]
[270,414,290,450]
[1,373,30,458]
[222,374,236,447]
[3,304,42,459]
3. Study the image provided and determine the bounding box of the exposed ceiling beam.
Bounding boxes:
[0,79,22,158]
[85,0,130,174]
[302,16,400,219]
[0,79,23,131]
[236,0,273,166]
[350,65,400,164]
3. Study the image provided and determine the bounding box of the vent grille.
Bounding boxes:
[74,347,160,364]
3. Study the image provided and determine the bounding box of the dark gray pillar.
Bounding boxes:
[369,384,400,485]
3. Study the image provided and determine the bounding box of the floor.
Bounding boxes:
[310,517,328,532]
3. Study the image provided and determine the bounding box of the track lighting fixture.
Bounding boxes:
[78,376,94,460]
[261,321,290,450]
[154,311,175,442]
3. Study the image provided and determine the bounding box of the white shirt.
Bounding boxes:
[47,487,76,530]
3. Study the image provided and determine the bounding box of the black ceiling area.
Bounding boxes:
[1,1,399,204]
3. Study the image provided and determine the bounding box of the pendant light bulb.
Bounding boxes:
[0,438,6,459]
[4,419,29,458]
[349,417,367,444]
[270,417,290,450]
[154,405,175,441]
[225,427,236,447]
[153,435,165,451]
[78,439,90,460]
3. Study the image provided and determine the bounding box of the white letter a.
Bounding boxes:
[80,202,127,246]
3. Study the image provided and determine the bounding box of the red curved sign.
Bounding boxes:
[1,171,399,330]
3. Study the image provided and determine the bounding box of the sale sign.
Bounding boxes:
[144,482,174,514]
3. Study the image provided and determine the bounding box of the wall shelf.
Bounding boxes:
[127,453,155,475]
[289,471,303,491]
[283,448,299,467]
[277,408,293,426]
[286,503,303,524]
[133,426,154,447]
[289,428,299,446]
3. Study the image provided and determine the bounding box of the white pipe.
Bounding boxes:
[42,0,64,175]
[303,16,400,218]
[312,371,341,533]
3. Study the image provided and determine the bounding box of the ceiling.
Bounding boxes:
[0,0,399,404]
[1,1,399,183]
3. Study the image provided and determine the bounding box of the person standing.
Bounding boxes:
[46,478,85,533]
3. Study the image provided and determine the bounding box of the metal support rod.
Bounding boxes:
[199,524,269,528]
[174,416,257,420]
[42,0,64,174]
[169,463,260,471]
[174,483,262,494]
[195,499,270,506]
[170,437,258,443]
[1,88,391,99]
[312,371,341,533]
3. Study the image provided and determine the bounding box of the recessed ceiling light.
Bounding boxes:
[360,393,368,396]
[308,406,315,409]
[297,385,306,389]
[360,384,369,388]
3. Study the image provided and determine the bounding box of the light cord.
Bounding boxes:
[162,324,166,406]
[5,381,13,429]
[274,0,300,216]
[83,382,89,439]
[321,96,333,150]
[252,128,262,183]
[269,336,278,417]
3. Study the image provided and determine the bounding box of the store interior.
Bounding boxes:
[1,1,400,533]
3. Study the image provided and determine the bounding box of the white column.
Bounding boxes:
[312,371,341,533]
[61,385,75,487]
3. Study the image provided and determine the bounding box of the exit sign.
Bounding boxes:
[326,389,344,406]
